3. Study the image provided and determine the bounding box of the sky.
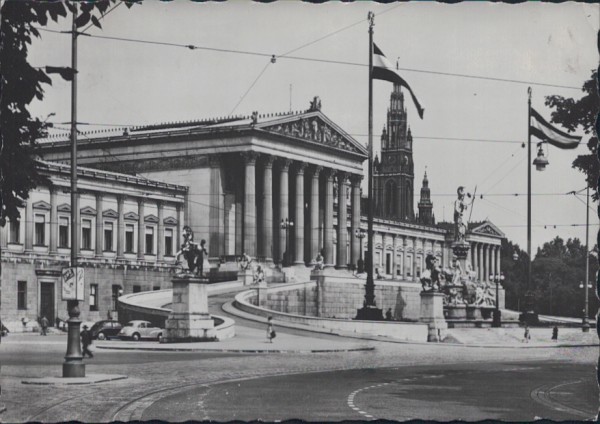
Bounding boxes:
[27,1,599,253]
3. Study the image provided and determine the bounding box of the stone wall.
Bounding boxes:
[257,274,422,321]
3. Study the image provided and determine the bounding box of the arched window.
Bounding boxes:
[385,180,397,217]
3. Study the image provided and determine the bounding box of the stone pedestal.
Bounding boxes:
[466,305,483,320]
[256,281,268,307]
[238,269,254,286]
[445,305,467,320]
[419,292,448,342]
[162,276,216,343]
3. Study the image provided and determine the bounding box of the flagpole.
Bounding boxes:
[521,86,537,325]
[357,11,382,321]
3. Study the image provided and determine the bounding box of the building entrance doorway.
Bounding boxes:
[40,282,55,322]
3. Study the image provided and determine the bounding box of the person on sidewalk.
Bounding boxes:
[81,325,94,358]
[523,325,531,343]
[267,316,275,343]
[551,325,558,342]
[385,308,393,321]
[40,316,49,336]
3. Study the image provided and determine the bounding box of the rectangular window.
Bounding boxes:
[133,285,141,293]
[17,281,27,309]
[81,219,92,250]
[145,226,154,254]
[125,224,134,253]
[104,222,113,251]
[59,217,69,248]
[164,228,173,256]
[111,285,121,311]
[89,284,98,311]
[34,214,45,245]
[9,219,20,243]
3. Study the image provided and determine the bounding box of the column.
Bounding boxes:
[440,241,445,268]
[488,244,493,280]
[209,155,224,261]
[309,166,322,264]
[157,201,164,262]
[243,152,257,257]
[262,156,274,262]
[137,199,145,260]
[491,245,497,276]
[350,175,361,269]
[481,244,487,281]
[95,193,103,257]
[496,245,501,276]
[323,169,335,266]
[49,186,58,255]
[403,236,409,280]
[392,235,399,278]
[294,162,306,265]
[176,203,183,252]
[478,243,484,281]
[336,172,348,269]
[278,159,291,264]
[116,195,125,259]
[24,199,33,251]
[0,217,6,250]
[412,237,418,282]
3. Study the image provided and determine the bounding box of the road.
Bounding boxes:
[141,360,596,421]
[0,289,597,422]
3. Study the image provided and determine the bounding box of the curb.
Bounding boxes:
[223,301,599,349]
[22,374,128,386]
[96,344,375,354]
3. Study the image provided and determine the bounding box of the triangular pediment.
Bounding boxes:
[103,209,118,219]
[144,214,159,223]
[257,111,368,157]
[124,211,139,220]
[33,200,51,210]
[163,216,178,225]
[57,203,71,213]
[470,220,505,238]
[80,206,96,215]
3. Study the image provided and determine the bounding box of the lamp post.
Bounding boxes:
[355,229,366,274]
[581,185,592,332]
[490,273,505,327]
[63,5,85,378]
[280,218,293,267]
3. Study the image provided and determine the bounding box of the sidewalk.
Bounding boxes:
[98,322,375,353]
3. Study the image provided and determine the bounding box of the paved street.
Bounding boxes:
[1,305,597,423]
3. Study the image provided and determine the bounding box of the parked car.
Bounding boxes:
[117,320,163,341]
[90,320,123,340]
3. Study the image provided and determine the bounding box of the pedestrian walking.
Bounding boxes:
[385,308,392,321]
[267,316,275,343]
[81,325,94,358]
[551,325,558,342]
[40,316,49,336]
[523,325,530,343]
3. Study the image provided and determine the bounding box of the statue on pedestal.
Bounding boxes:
[175,226,208,277]
[238,252,252,271]
[253,265,265,285]
[453,186,473,243]
[313,251,324,271]
[421,254,442,292]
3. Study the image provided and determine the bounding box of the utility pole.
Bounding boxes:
[583,184,590,332]
[63,5,85,378]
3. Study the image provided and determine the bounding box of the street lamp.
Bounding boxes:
[354,229,366,273]
[280,218,294,267]
[490,273,505,327]
[580,278,593,332]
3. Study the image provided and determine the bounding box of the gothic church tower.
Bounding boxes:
[374,84,415,221]
[417,171,435,225]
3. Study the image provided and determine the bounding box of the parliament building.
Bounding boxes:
[1,86,504,327]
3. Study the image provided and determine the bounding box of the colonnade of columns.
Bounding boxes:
[235,153,362,268]
[3,190,184,262]
[470,242,502,282]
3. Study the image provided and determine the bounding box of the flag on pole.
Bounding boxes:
[530,108,581,149]
[372,43,424,119]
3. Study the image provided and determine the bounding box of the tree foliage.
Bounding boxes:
[502,235,598,318]
[0,0,134,226]
[545,70,599,199]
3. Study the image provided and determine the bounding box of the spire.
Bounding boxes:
[418,168,434,225]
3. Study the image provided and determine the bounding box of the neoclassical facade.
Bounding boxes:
[1,161,186,325]
[3,96,505,326]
